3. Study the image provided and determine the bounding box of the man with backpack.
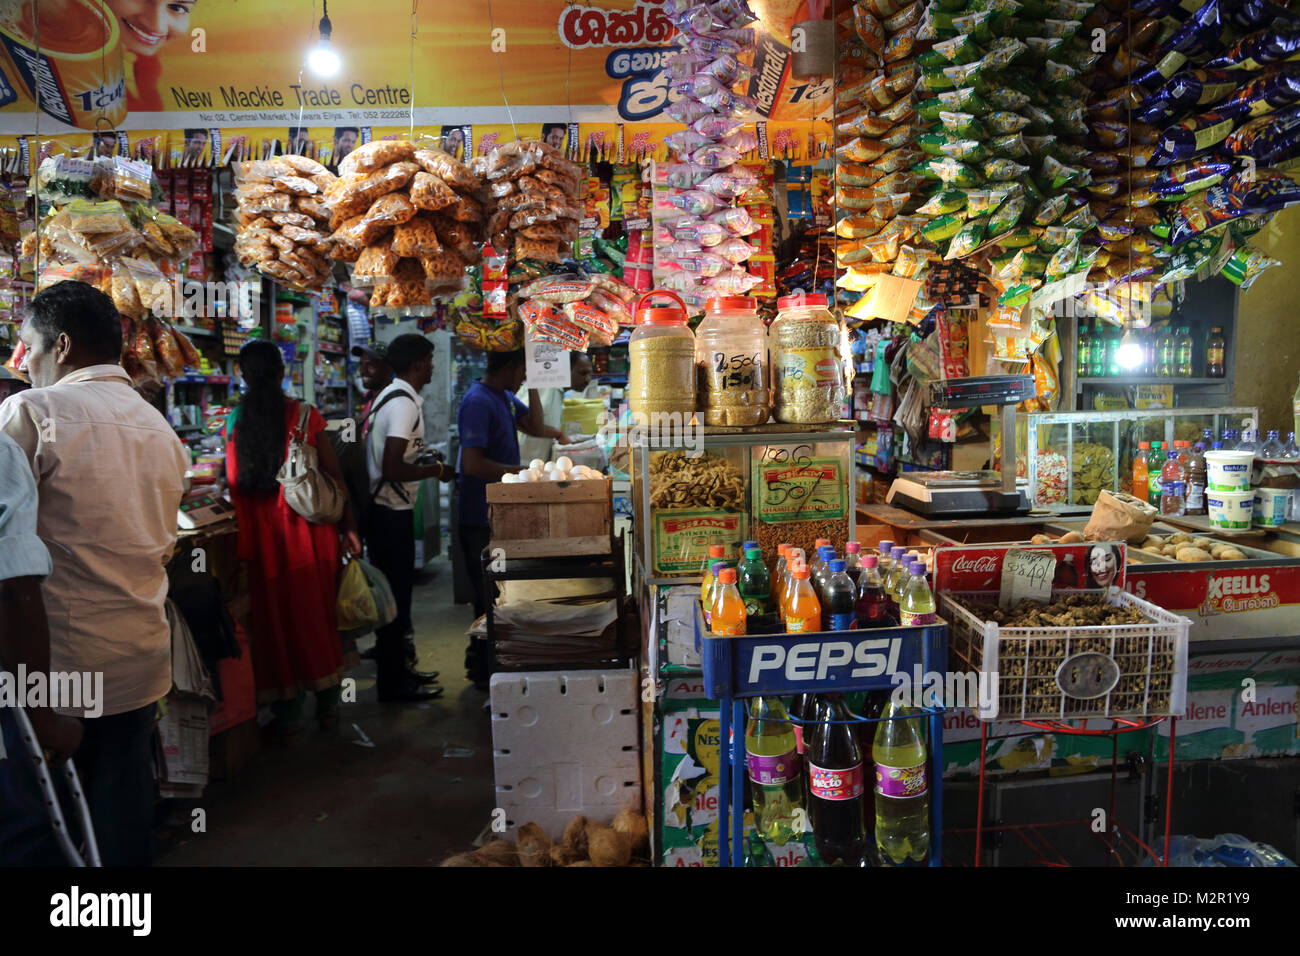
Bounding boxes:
[364,334,454,702]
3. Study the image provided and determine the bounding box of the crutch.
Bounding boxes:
[8,704,101,866]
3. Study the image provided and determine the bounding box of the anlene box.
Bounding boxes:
[1154,649,1299,760]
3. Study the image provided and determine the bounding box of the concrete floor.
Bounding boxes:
[154,553,496,866]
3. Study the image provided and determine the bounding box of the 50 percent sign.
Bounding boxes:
[760,445,833,516]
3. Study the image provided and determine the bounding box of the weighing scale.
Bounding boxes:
[177,490,236,530]
[886,374,1034,518]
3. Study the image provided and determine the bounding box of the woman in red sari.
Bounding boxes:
[225,341,361,736]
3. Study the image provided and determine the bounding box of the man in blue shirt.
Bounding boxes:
[457,350,569,685]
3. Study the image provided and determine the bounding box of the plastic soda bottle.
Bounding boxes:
[813,546,837,603]
[789,693,816,756]
[899,564,936,626]
[745,696,804,846]
[738,547,771,617]
[701,560,727,627]
[809,540,832,578]
[1133,441,1150,501]
[1147,441,1164,506]
[823,560,857,631]
[784,566,821,633]
[773,543,791,608]
[710,567,746,636]
[843,541,864,589]
[1160,449,1186,517]
[807,695,868,866]
[1187,443,1207,515]
[873,699,931,866]
[701,543,725,584]
[855,555,892,628]
[891,558,914,614]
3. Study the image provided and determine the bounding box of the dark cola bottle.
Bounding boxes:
[806,694,868,866]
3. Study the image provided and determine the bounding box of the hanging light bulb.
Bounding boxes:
[307,2,341,76]
[1116,326,1143,370]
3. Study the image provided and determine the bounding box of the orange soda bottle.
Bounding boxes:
[711,567,747,636]
[784,565,822,633]
[781,548,805,621]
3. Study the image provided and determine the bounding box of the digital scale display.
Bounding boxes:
[178,493,235,530]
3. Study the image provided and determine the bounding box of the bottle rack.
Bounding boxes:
[695,604,948,867]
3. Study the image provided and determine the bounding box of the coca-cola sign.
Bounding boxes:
[934,544,1127,596]
[951,555,998,575]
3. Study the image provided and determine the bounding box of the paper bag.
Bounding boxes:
[1083,491,1158,545]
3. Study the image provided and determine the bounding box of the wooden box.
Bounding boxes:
[487,479,613,558]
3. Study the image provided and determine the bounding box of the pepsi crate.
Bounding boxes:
[941,588,1189,722]
[695,603,948,700]
[693,603,949,867]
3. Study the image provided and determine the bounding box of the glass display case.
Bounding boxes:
[631,425,856,583]
[992,407,1259,512]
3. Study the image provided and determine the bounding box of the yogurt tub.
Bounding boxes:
[1207,489,1255,529]
[1203,449,1254,491]
[1253,487,1295,527]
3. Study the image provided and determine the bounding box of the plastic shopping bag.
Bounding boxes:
[336,558,378,631]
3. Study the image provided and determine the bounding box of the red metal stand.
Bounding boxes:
[967,717,1178,867]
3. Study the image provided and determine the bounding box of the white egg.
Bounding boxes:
[501,474,517,484]
[557,470,571,482]
[556,456,573,472]
[529,459,544,472]
[525,470,540,482]
[544,461,556,472]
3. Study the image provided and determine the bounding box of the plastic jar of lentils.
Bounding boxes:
[771,292,846,423]
[628,290,696,422]
[695,296,770,427]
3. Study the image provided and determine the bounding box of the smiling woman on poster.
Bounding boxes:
[104,0,198,112]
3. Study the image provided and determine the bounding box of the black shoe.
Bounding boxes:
[404,664,440,683]
[377,681,444,703]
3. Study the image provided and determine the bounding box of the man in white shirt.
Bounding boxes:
[0,281,188,866]
[365,334,453,703]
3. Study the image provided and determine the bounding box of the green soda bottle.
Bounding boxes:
[738,547,772,617]
[745,696,804,846]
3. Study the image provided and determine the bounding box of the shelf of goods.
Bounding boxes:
[631,424,856,587]
[993,406,1259,512]
[696,603,947,867]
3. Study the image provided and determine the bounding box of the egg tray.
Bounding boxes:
[942,589,1189,722]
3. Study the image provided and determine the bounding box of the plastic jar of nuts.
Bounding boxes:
[771,292,846,423]
[694,296,770,427]
[628,290,696,423]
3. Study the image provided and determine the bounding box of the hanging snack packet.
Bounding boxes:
[945,217,987,259]
[917,188,967,216]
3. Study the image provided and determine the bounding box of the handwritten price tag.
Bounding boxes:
[752,457,846,523]
[999,549,1057,609]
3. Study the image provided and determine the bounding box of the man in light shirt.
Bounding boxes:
[0,281,188,866]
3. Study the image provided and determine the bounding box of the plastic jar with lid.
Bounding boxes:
[694,296,770,427]
[627,290,697,423]
[770,292,846,423]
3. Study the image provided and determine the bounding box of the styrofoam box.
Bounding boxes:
[490,669,640,840]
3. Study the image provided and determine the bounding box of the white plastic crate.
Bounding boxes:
[490,669,640,839]
[941,588,1189,722]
